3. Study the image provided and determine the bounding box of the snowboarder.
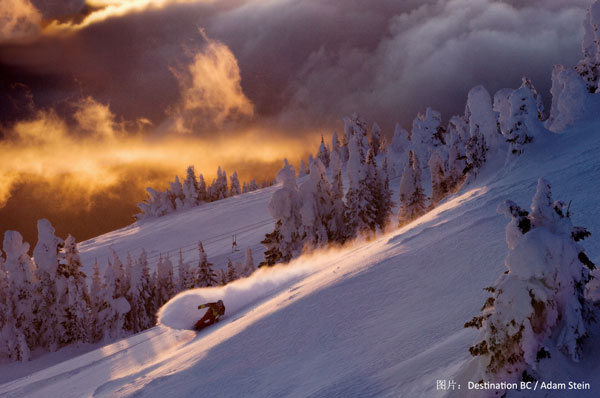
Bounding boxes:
[194,300,226,331]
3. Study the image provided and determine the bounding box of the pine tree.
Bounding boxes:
[196,241,217,287]
[375,153,394,230]
[298,160,308,178]
[137,249,155,329]
[575,1,600,93]
[177,249,195,291]
[0,255,29,361]
[299,158,333,247]
[262,160,303,265]
[33,219,63,352]
[98,258,131,341]
[410,108,446,169]
[546,65,588,132]
[445,117,468,188]
[155,254,175,309]
[243,247,256,277]
[398,151,427,225]
[503,83,546,155]
[56,235,91,345]
[370,122,382,157]
[89,258,103,342]
[182,165,200,208]
[226,258,238,282]
[428,150,449,207]
[169,176,185,210]
[465,179,596,387]
[328,147,347,243]
[230,171,242,196]
[198,173,207,202]
[317,135,330,168]
[218,269,228,286]
[2,231,35,361]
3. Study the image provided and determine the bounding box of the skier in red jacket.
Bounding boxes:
[194,300,225,331]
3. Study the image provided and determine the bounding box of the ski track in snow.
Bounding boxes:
[0,121,599,397]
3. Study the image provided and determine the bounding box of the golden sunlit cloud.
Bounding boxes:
[169,34,255,131]
[0,96,315,209]
[0,0,41,43]
[45,0,213,33]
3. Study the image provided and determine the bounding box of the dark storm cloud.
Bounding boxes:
[0,0,591,133]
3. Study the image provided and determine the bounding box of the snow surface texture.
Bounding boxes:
[1,115,599,397]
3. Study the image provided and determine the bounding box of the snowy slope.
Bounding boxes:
[1,120,599,397]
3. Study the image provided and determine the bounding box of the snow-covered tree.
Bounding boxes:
[197,173,207,202]
[169,176,185,210]
[33,219,63,352]
[217,269,228,286]
[575,1,600,93]
[465,179,596,386]
[137,187,175,218]
[331,131,341,162]
[155,254,175,309]
[370,122,382,157]
[521,77,546,120]
[182,165,200,208]
[410,108,446,169]
[546,65,588,132]
[177,249,195,291]
[466,85,503,156]
[398,151,427,225]
[56,235,91,345]
[328,147,347,243]
[230,171,242,196]
[262,160,303,265]
[208,167,228,201]
[503,84,546,155]
[374,154,394,231]
[242,247,256,277]
[391,123,411,155]
[135,249,155,330]
[196,241,217,287]
[97,258,130,341]
[428,150,449,207]
[446,116,468,189]
[298,160,308,178]
[2,231,36,360]
[0,253,30,362]
[89,258,103,342]
[226,258,238,283]
[299,158,333,247]
[317,135,330,168]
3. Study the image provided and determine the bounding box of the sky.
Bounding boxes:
[0,0,592,246]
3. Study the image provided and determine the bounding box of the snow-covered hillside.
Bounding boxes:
[0,113,598,397]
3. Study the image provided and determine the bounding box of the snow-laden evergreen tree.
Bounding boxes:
[226,258,238,283]
[374,153,394,231]
[299,158,333,247]
[110,249,128,298]
[137,187,174,218]
[230,171,242,196]
[298,160,308,178]
[465,178,596,386]
[196,241,217,287]
[344,134,377,238]
[370,122,382,157]
[428,150,449,207]
[465,85,503,159]
[56,235,91,345]
[208,166,229,201]
[446,116,468,189]
[218,269,228,286]
[503,83,546,155]
[398,151,427,226]
[331,131,341,162]
[328,147,347,243]
[521,77,546,120]
[493,88,514,136]
[177,249,195,291]
[245,179,260,193]
[391,123,411,154]
[2,231,35,361]
[136,249,155,329]
[182,165,200,209]
[33,219,63,352]
[197,173,207,202]
[89,258,103,342]
[317,135,330,168]
[155,254,175,309]
[546,65,589,133]
[575,0,600,93]
[0,254,29,361]
[262,160,302,265]
[97,258,131,341]
[410,108,446,169]
[242,247,256,277]
[169,176,185,210]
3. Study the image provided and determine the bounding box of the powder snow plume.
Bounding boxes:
[157,262,313,330]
